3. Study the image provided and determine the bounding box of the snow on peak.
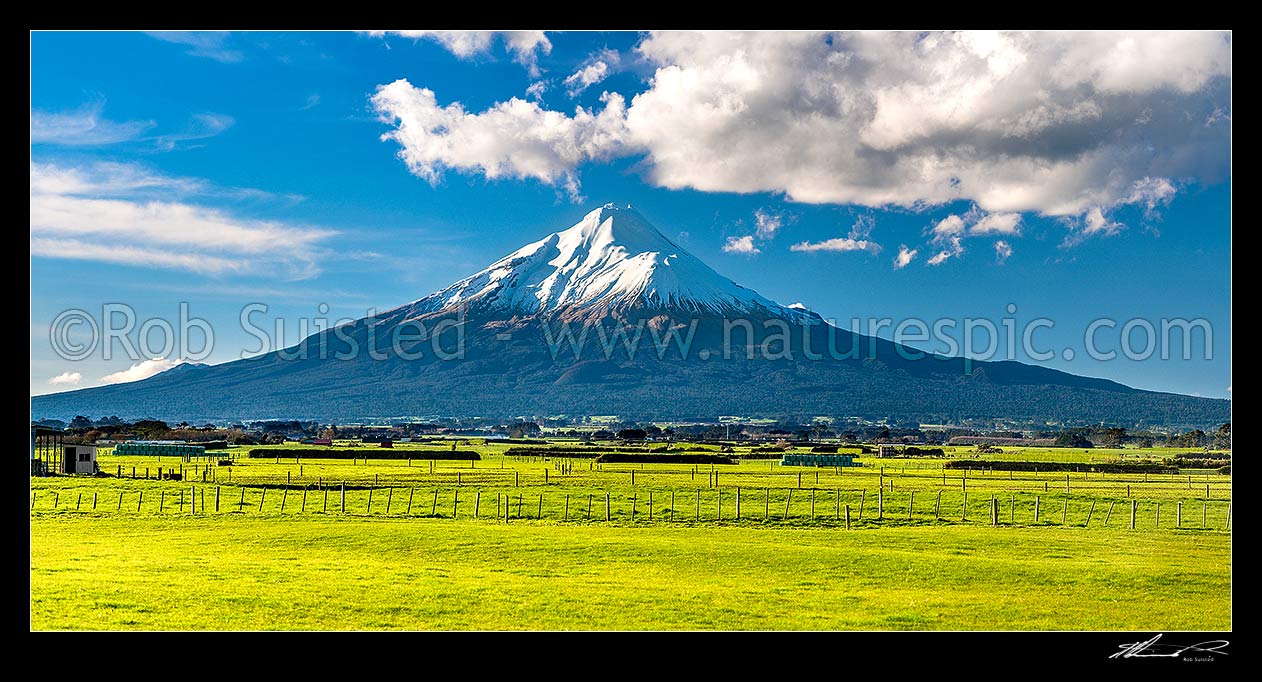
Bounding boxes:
[408,205,812,320]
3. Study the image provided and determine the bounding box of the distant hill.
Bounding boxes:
[32,204,1230,427]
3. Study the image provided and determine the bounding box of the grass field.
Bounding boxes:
[30,442,1232,630]
[31,515,1230,630]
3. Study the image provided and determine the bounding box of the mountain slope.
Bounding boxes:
[31,205,1229,426]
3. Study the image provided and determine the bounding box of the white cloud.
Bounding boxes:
[971,212,1022,236]
[754,208,785,239]
[995,240,1013,264]
[722,235,760,254]
[1082,207,1125,238]
[48,371,82,386]
[30,101,155,146]
[101,358,180,385]
[792,213,882,254]
[145,31,243,63]
[893,245,917,269]
[525,81,549,102]
[564,49,621,96]
[30,162,334,278]
[300,94,321,110]
[374,31,1229,221]
[154,113,235,151]
[367,31,551,76]
[790,237,880,254]
[371,79,630,201]
[931,215,966,240]
[927,236,964,265]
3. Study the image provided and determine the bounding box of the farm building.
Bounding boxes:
[877,445,898,457]
[780,453,858,467]
[60,445,98,474]
[31,424,64,476]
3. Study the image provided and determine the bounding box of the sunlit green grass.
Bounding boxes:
[30,515,1230,630]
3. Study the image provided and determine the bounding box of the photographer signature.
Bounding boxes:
[1111,634,1229,659]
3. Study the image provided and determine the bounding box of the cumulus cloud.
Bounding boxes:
[927,236,964,266]
[31,101,155,146]
[995,240,1013,264]
[101,358,180,385]
[564,48,620,96]
[371,79,630,201]
[48,371,82,386]
[374,31,1229,223]
[146,31,243,63]
[30,162,334,277]
[367,31,551,76]
[525,81,549,102]
[893,245,917,269]
[792,214,882,254]
[790,237,880,254]
[722,235,760,254]
[753,208,785,239]
[971,212,1022,236]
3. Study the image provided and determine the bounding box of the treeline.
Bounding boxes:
[594,453,736,465]
[945,460,1176,474]
[247,449,480,460]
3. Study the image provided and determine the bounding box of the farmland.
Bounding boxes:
[30,441,1232,630]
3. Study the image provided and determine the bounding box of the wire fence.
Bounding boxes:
[29,483,1232,531]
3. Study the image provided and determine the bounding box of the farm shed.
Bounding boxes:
[60,445,98,475]
[31,425,64,476]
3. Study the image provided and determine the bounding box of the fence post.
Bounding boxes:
[118,492,124,510]
[670,491,675,523]
[587,494,593,521]
[991,496,997,526]
[215,486,221,513]
[845,504,851,530]
[1034,496,1040,523]
[649,491,654,521]
[433,490,440,516]
[239,487,245,511]
[1105,500,1114,525]
[1085,500,1096,527]
[366,487,374,514]
[1061,500,1067,525]
[535,493,541,520]
[835,489,840,519]
[93,492,97,510]
[475,491,481,519]
[784,489,793,520]
[301,487,306,513]
[386,488,392,515]
[764,488,770,521]
[341,482,346,514]
[935,490,941,519]
[160,490,165,512]
[606,493,611,522]
[564,494,570,521]
[1225,503,1231,530]
[1155,502,1160,528]
[281,488,288,513]
[259,487,266,512]
[909,491,915,521]
[1130,500,1137,529]
[1177,501,1182,527]
[323,487,328,513]
[859,490,865,521]
[137,491,143,512]
[453,490,460,519]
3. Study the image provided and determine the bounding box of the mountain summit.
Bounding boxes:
[31,205,1228,426]
[402,204,809,321]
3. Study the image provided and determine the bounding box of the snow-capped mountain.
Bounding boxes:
[401,204,813,321]
[30,204,1229,425]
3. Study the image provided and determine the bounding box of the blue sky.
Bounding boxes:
[31,31,1231,400]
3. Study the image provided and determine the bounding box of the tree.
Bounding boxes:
[69,415,93,430]
[1054,429,1093,448]
[1099,427,1128,448]
[618,428,647,441]
[1212,423,1231,450]
[508,421,541,439]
